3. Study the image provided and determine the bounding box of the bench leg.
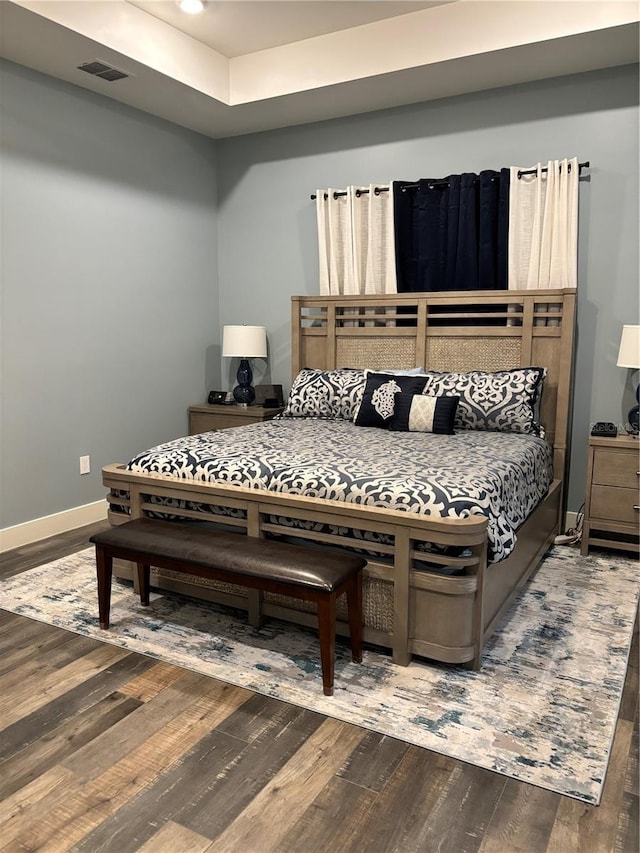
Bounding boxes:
[317,595,336,696]
[247,589,264,628]
[137,563,151,607]
[346,571,363,664]
[96,545,112,630]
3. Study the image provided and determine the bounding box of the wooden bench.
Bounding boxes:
[89,518,365,696]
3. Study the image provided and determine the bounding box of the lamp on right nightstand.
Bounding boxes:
[617,324,640,435]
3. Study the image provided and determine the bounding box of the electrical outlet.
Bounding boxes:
[80,455,91,475]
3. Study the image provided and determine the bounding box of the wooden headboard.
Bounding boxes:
[291,289,576,483]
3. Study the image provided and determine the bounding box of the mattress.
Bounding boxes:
[125,418,553,563]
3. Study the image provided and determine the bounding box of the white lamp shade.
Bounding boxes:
[616,325,640,369]
[222,325,267,358]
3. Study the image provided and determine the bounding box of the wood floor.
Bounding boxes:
[0,522,637,853]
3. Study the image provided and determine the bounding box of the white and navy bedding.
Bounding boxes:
[125,417,553,564]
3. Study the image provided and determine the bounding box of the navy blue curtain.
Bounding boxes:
[393,169,510,293]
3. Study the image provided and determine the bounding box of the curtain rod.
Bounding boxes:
[517,160,590,179]
[310,161,590,200]
[311,186,388,201]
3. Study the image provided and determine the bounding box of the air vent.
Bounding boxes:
[77,61,129,82]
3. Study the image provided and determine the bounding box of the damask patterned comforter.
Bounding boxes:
[126,418,553,563]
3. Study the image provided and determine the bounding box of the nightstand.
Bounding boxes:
[188,405,284,435]
[581,435,640,556]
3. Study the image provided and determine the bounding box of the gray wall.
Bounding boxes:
[1,60,638,529]
[217,65,639,512]
[1,60,220,528]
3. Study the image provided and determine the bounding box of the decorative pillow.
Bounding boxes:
[281,368,366,420]
[421,368,547,435]
[389,394,459,434]
[354,371,428,429]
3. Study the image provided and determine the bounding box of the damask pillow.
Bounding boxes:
[281,368,366,420]
[421,368,547,435]
[353,371,428,429]
[389,394,459,434]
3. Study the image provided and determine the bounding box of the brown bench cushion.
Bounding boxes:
[90,518,366,592]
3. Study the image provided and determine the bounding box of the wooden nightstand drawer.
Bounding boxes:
[592,449,639,489]
[590,485,640,524]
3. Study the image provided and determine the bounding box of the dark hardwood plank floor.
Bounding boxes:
[0,523,637,852]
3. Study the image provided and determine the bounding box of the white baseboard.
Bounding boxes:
[0,500,107,553]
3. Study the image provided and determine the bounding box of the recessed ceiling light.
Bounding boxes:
[179,0,204,13]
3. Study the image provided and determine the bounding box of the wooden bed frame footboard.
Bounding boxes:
[104,464,494,666]
[103,288,576,669]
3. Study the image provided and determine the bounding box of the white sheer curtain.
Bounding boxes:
[317,189,353,296]
[508,157,578,326]
[316,185,396,297]
[352,185,397,296]
[508,156,579,290]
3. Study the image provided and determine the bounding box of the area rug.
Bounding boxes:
[1,546,638,805]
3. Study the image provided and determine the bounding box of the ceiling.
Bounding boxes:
[0,1,638,138]
[128,1,449,58]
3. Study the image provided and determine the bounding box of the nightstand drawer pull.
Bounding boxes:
[634,505,640,511]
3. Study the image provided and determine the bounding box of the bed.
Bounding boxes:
[103,288,576,669]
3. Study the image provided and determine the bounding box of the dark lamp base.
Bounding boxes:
[233,358,256,405]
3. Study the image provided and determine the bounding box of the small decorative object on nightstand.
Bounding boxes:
[189,404,283,435]
[581,434,640,556]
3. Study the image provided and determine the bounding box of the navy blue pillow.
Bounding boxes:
[354,372,427,429]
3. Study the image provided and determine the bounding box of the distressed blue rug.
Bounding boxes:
[1,546,637,804]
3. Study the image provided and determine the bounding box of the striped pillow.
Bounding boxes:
[389,394,459,434]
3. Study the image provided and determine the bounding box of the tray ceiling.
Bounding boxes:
[0,0,637,138]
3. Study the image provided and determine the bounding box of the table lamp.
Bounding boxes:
[222,325,267,405]
[616,324,640,435]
